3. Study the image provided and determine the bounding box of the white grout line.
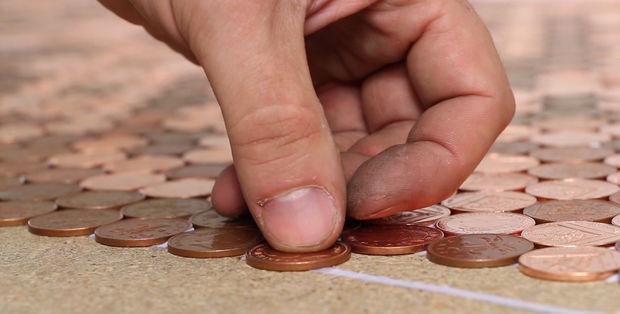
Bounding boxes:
[315,267,606,314]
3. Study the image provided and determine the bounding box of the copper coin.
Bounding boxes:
[489,141,539,155]
[0,161,48,176]
[245,242,351,271]
[529,147,613,163]
[94,218,192,247]
[129,143,195,156]
[531,131,610,147]
[613,214,620,227]
[163,163,229,180]
[518,246,620,282]
[56,190,145,209]
[0,200,57,226]
[183,148,233,164]
[495,124,538,143]
[341,225,443,255]
[441,191,537,213]
[523,200,620,223]
[0,182,81,201]
[0,175,24,190]
[167,227,262,258]
[527,162,616,180]
[606,172,620,185]
[48,151,126,169]
[190,210,255,229]
[521,221,620,247]
[427,234,534,268]
[25,167,104,184]
[525,179,619,200]
[435,212,535,235]
[474,153,540,174]
[604,154,620,167]
[80,173,166,191]
[459,172,538,192]
[141,178,215,198]
[71,134,148,153]
[122,198,210,219]
[28,209,122,237]
[368,205,451,227]
[104,155,185,173]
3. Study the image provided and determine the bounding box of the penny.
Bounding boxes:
[71,134,148,153]
[521,221,620,247]
[80,173,166,191]
[495,125,539,143]
[525,179,619,200]
[0,200,57,226]
[523,200,620,223]
[94,218,192,247]
[441,191,537,213]
[529,147,614,163]
[143,132,197,145]
[25,167,104,184]
[341,225,443,255]
[518,246,620,282]
[0,175,24,190]
[245,242,351,271]
[604,154,620,167]
[190,210,255,229]
[0,147,44,162]
[427,234,534,268]
[129,143,195,156]
[167,227,262,258]
[606,172,620,185]
[474,153,540,174]
[368,205,451,227]
[141,178,215,198]
[163,163,229,180]
[183,148,233,164]
[104,155,185,173]
[56,190,145,209]
[459,172,538,192]
[28,209,122,237]
[489,141,539,155]
[613,214,620,227]
[0,123,43,144]
[531,131,610,147]
[122,198,210,219]
[198,135,230,148]
[527,162,616,180]
[48,151,126,169]
[0,161,48,177]
[435,212,535,235]
[532,116,604,132]
[0,182,81,201]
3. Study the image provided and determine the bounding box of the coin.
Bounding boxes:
[104,155,185,173]
[183,148,232,164]
[531,131,610,147]
[523,200,620,223]
[28,209,122,237]
[613,214,620,227]
[122,198,210,219]
[427,234,534,268]
[368,205,451,227]
[94,218,192,247]
[190,210,255,229]
[48,151,126,169]
[521,221,620,247]
[163,163,229,180]
[341,225,443,255]
[71,134,148,153]
[245,242,351,271]
[0,200,57,226]
[606,172,620,185]
[0,182,81,201]
[459,172,538,192]
[0,161,48,177]
[435,212,535,235]
[129,143,195,156]
[604,154,620,167]
[474,153,540,174]
[489,141,539,155]
[80,173,166,191]
[441,191,537,213]
[527,162,616,180]
[141,178,215,198]
[25,167,104,184]
[0,175,24,190]
[167,227,262,258]
[529,147,613,163]
[56,190,145,209]
[525,179,619,200]
[518,246,620,282]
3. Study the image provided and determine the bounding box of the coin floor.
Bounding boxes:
[2,1,620,313]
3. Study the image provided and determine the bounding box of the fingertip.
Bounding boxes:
[211,165,248,218]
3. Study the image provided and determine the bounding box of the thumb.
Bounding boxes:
[175,2,345,252]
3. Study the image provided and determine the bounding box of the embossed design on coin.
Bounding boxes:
[527,162,616,180]
[435,212,535,235]
[459,172,538,192]
[342,225,443,255]
[0,182,81,201]
[369,205,451,227]
[523,200,620,223]
[28,209,122,237]
[525,179,619,200]
[168,227,262,258]
[245,242,351,271]
[94,218,192,247]
[441,191,536,212]
[521,221,620,247]
[190,210,255,229]
[0,201,57,226]
[56,190,145,209]
[122,198,210,219]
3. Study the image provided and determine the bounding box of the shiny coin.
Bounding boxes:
[56,190,145,209]
[435,212,535,235]
[441,191,537,213]
[525,179,619,200]
[474,153,540,174]
[80,173,166,191]
[190,210,255,229]
[523,200,620,223]
[0,182,81,201]
[342,225,443,255]
[527,162,616,180]
[163,163,229,180]
[25,167,104,184]
[104,155,185,173]
[368,205,451,227]
[28,209,122,237]
[427,234,534,268]
[459,172,538,192]
[245,242,351,271]
[0,200,57,226]
[141,178,215,198]
[518,246,620,282]
[167,227,262,258]
[122,198,210,219]
[94,218,192,247]
[521,221,620,247]
[529,147,613,163]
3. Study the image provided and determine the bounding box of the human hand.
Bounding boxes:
[99,0,514,252]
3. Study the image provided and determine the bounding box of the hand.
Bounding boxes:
[99,0,514,252]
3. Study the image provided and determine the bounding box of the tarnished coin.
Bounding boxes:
[28,209,122,237]
[190,210,255,229]
[122,198,210,219]
[523,200,620,223]
[56,190,145,209]
[531,131,610,147]
[368,205,451,227]
[459,172,538,192]
[0,182,81,201]
[441,191,537,213]
[167,227,262,258]
[427,234,534,268]
[529,147,613,163]
[104,155,185,173]
[80,173,166,191]
[141,178,215,198]
[527,162,616,180]
[25,167,104,184]
[94,218,192,247]
[48,151,126,169]
[163,163,229,180]
[0,200,57,226]
[245,242,351,271]
[521,221,620,247]
[525,179,619,200]
[435,212,535,235]
[474,153,540,174]
[518,246,620,282]
[341,225,443,255]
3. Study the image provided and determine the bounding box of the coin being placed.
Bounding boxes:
[141,178,215,198]
[341,224,443,255]
[435,212,535,236]
[122,198,210,219]
[56,190,145,210]
[474,153,540,174]
[168,227,262,258]
[80,173,166,191]
[0,182,81,201]
[523,200,620,223]
[529,146,613,163]
[459,172,538,192]
[94,218,192,247]
[190,210,255,229]
[0,200,57,227]
[441,191,537,213]
[25,167,104,184]
[28,209,122,237]
[427,234,534,268]
[518,246,620,282]
[245,242,351,271]
[163,163,229,180]
[521,221,620,247]
[525,179,619,200]
[527,162,616,180]
[368,205,451,227]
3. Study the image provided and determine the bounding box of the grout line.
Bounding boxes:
[315,267,606,314]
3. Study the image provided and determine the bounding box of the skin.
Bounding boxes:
[99,0,515,252]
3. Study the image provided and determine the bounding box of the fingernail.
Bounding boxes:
[257,186,338,249]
